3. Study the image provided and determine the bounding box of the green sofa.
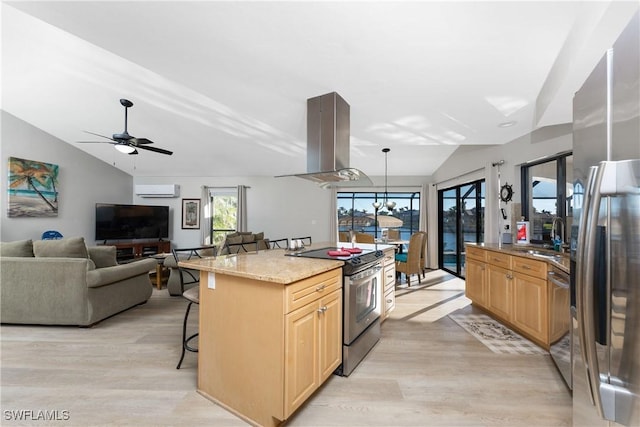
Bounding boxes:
[0,237,156,326]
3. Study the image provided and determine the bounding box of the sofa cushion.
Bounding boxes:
[227,235,243,245]
[242,234,256,243]
[33,237,89,259]
[253,232,264,241]
[87,246,118,268]
[0,239,34,257]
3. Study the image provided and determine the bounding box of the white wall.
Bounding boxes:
[430,123,573,247]
[133,175,430,249]
[1,111,134,243]
[134,176,335,249]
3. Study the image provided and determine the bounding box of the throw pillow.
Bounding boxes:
[87,246,118,268]
[33,237,89,259]
[0,239,34,257]
[253,232,264,241]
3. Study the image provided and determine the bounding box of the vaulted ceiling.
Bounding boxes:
[2,1,637,177]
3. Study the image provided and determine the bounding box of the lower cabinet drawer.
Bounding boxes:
[487,251,511,269]
[384,288,395,314]
[384,265,396,292]
[285,269,342,313]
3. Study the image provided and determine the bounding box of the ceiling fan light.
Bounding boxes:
[115,144,136,154]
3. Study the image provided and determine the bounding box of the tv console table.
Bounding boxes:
[102,240,171,290]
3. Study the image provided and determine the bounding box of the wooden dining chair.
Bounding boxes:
[387,229,400,240]
[395,232,424,286]
[354,232,375,244]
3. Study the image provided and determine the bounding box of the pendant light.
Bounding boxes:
[372,148,395,211]
[383,148,396,210]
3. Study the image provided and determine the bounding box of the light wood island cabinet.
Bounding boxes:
[180,249,343,427]
[465,244,568,350]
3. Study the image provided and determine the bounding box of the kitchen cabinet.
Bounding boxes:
[465,246,487,308]
[285,288,341,415]
[511,257,548,343]
[197,266,342,427]
[487,264,513,322]
[465,244,553,349]
[381,247,396,321]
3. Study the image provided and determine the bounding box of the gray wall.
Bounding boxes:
[1,111,133,243]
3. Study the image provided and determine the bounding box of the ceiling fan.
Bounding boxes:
[77,99,173,156]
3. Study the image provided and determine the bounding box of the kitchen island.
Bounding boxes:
[179,246,344,427]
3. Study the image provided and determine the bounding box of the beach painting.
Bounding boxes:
[8,157,59,217]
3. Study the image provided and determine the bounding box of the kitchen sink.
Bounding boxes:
[514,248,565,261]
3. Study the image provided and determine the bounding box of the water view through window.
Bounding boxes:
[438,180,485,277]
[337,192,420,241]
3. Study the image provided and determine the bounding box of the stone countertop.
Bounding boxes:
[178,242,345,284]
[466,242,570,273]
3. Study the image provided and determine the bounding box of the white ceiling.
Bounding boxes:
[2,1,638,178]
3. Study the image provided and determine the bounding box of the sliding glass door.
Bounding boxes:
[438,180,485,277]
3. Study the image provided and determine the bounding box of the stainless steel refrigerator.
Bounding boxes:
[571,10,640,427]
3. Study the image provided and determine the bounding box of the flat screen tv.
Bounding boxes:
[95,203,169,241]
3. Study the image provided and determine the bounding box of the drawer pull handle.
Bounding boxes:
[315,285,326,292]
[522,265,531,270]
[317,306,327,314]
[493,257,502,262]
[386,299,393,303]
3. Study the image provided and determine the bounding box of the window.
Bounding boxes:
[521,152,573,244]
[337,192,420,241]
[206,188,238,245]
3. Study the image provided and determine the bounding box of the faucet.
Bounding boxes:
[551,217,564,251]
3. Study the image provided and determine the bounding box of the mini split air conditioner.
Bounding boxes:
[134,184,180,198]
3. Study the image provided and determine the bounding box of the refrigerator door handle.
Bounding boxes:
[583,162,607,419]
[576,165,598,407]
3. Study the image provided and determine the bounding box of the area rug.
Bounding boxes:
[449,313,547,355]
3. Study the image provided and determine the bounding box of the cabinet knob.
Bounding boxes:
[386,299,392,303]
[317,306,327,314]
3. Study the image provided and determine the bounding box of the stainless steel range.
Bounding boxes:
[287,246,384,376]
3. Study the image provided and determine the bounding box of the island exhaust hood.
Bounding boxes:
[277,92,372,188]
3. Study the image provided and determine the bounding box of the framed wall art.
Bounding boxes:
[8,157,59,217]
[181,198,201,229]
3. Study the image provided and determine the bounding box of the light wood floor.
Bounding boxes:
[1,270,571,426]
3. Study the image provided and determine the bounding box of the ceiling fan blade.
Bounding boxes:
[76,140,116,145]
[130,137,154,145]
[83,130,116,142]
[137,145,173,155]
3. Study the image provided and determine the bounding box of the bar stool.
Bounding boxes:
[177,285,199,369]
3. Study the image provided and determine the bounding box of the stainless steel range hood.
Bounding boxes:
[278,92,372,188]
